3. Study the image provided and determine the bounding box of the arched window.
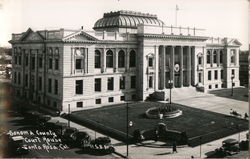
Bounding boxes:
[95,50,101,68]
[129,50,136,67]
[118,50,125,68]
[106,50,113,68]
[197,53,203,65]
[206,51,211,64]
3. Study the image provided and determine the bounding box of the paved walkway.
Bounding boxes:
[52,87,249,159]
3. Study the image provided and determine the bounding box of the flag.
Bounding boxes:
[176,5,179,11]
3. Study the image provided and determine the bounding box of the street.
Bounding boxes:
[0,79,119,158]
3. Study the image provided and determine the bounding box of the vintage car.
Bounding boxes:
[215,138,240,156]
[70,131,91,148]
[90,137,115,154]
[222,138,240,154]
[8,136,29,155]
[61,127,78,143]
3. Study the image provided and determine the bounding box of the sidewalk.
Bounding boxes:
[52,116,248,159]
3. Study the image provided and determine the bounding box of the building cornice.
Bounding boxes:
[137,33,209,41]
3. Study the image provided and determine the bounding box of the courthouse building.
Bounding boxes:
[9,10,241,111]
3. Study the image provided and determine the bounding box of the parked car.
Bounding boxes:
[90,137,115,154]
[215,138,240,156]
[70,131,91,148]
[36,115,52,127]
[61,127,78,143]
[8,136,29,155]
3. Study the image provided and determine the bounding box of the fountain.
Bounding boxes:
[145,103,182,119]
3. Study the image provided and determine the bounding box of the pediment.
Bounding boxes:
[227,39,242,46]
[20,28,44,41]
[63,31,98,42]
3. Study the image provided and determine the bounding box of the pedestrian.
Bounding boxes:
[172,141,177,153]
[244,113,248,119]
[154,128,159,142]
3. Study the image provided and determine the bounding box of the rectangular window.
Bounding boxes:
[232,69,235,75]
[48,78,52,93]
[75,59,83,69]
[54,79,58,95]
[53,101,57,108]
[214,70,218,80]
[198,73,202,83]
[96,99,101,104]
[213,52,217,63]
[31,57,35,70]
[231,50,235,64]
[221,70,224,79]
[107,77,114,90]
[132,94,137,100]
[120,96,125,101]
[108,97,114,103]
[131,76,136,88]
[25,74,28,87]
[18,72,21,85]
[39,57,43,68]
[18,55,22,65]
[148,57,153,67]
[209,85,212,89]
[77,102,83,108]
[14,55,17,65]
[46,99,50,106]
[95,78,101,92]
[75,80,83,94]
[38,76,42,91]
[14,72,16,83]
[49,58,53,69]
[149,76,153,88]
[198,57,202,65]
[55,59,59,70]
[120,76,125,90]
[220,52,223,63]
[25,56,29,66]
[208,71,211,80]
[215,84,218,88]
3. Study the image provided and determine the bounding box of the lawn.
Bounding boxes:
[68,102,248,147]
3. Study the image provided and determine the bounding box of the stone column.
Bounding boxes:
[114,48,118,72]
[217,50,220,66]
[170,46,175,87]
[187,46,191,86]
[180,46,183,87]
[159,45,165,90]
[102,49,106,73]
[211,49,213,67]
[125,49,129,72]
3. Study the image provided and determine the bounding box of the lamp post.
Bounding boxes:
[231,75,235,96]
[68,104,70,127]
[168,80,173,104]
[126,102,133,158]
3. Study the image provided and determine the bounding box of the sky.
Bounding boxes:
[0,0,249,50]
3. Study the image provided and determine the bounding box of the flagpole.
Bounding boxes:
[175,6,177,27]
[175,5,179,27]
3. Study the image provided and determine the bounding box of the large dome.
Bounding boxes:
[93,10,164,30]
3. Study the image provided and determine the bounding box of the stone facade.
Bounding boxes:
[9,11,241,112]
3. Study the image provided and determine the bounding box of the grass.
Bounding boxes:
[69,102,248,147]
